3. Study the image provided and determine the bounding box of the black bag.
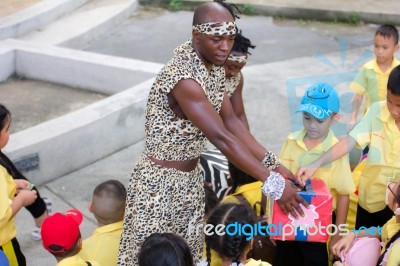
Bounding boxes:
[235,193,276,264]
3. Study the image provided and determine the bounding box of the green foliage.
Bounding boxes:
[242,4,253,15]
[347,12,361,25]
[169,0,182,11]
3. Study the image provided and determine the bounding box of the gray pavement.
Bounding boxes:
[3,1,400,265]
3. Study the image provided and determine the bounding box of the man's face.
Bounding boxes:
[224,52,247,78]
[197,33,235,67]
[387,89,400,122]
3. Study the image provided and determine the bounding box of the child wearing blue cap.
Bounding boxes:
[274,82,355,266]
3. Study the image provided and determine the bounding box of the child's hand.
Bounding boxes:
[329,234,342,260]
[331,232,356,258]
[16,190,37,206]
[296,164,318,186]
[14,179,30,190]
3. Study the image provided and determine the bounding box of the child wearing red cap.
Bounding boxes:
[41,209,100,266]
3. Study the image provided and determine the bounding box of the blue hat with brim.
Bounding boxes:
[296,82,340,120]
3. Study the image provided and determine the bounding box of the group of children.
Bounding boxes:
[1,17,400,266]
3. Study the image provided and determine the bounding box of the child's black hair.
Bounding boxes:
[376,182,400,266]
[232,30,256,55]
[388,65,400,96]
[0,103,10,132]
[138,233,193,266]
[204,183,220,216]
[205,202,255,265]
[229,161,257,193]
[376,24,399,44]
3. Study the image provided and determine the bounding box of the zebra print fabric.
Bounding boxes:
[200,149,233,199]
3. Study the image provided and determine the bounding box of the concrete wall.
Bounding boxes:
[0,0,88,40]
[0,40,162,185]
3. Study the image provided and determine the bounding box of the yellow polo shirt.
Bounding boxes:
[0,166,17,246]
[381,216,400,265]
[279,129,355,209]
[80,221,123,266]
[350,101,400,213]
[57,254,100,266]
[350,57,400,114]
[223,181,264,215]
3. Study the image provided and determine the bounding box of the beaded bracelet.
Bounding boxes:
[262,151,281,170]
[261,171,285,200]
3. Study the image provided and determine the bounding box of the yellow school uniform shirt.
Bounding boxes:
[246,258,272,266]
[349,101,400,213]
[80,221,123,266]
[57,254,100,266]
[350,57,400,114]
[279,129,355,209]
[0,166,17,246]
[381,216,400,266]
[223,181,264,215]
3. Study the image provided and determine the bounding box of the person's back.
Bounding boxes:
[349,24,399,130]
[80,180,126,266]
[276,83,355,266]
[41,209,100,266]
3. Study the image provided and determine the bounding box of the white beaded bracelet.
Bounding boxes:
[261,171,285,200]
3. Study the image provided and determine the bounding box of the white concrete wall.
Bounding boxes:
[0,0,88,40]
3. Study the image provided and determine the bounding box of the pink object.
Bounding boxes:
[268,178,333,242]
[340,237,381,266]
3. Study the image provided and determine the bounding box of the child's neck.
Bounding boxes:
[303,133,328,150]
[377,57,394,73]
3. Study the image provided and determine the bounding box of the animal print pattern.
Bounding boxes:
[225,73,241,97]
[192,21,236,35]
[144,40,226,161]
[118,40,225,265]
[118,155,205,265]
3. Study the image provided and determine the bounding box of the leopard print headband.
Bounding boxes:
[227,53,247,64]
[192,21,236,36]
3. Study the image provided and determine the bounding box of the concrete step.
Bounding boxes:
[21,0,138,49]
[0,0,88,40]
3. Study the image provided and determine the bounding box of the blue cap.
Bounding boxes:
[0,250,9,266]
[296,82,340,120]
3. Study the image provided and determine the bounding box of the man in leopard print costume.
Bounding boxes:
[118,1,307,265]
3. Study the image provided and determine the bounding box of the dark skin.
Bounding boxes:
[155,2,307,217]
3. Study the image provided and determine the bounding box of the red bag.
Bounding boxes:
[268,178,333,242]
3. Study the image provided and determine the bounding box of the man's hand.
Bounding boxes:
[277,179,308,218]
[275,164,301,183]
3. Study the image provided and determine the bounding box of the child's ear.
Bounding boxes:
[331,114,341,125]
[88,202,93,213]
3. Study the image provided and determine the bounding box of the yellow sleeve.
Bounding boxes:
[0,167,13,229]
[387,240,400,266]
[349,102,379,149]
[331,154,355,195]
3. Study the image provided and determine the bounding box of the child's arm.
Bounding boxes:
[296,136,357,185]
[11,190,37,217]
[347,94,364,132]
[329,195,350,255]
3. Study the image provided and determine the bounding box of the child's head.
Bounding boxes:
[89,179,126,226]
[387,181,400,215]
[297,82,340,140]
[387,65,400,122]
[205,202,255,265]
[374,24,399,65]
[138,232,193,266]
[41,209,83,258]
[228,161,257,193]
[224,30,255,78]
[0,104,11,149]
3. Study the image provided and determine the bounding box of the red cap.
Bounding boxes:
[41,209,83,253]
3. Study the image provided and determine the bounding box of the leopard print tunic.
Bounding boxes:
[118,40,225,265]
[225,72,241,97]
